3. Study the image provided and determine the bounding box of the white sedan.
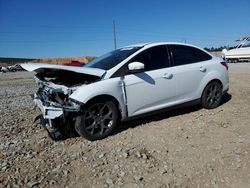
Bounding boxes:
[21,42,229,141]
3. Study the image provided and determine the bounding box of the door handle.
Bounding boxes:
[199,66,206,72]
[163,73,173,79]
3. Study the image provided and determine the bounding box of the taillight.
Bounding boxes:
[220,61,228,70]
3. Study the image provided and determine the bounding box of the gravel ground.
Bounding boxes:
[0,64,250,188]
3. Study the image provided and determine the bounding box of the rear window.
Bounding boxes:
[194,48,212,61]
[170,45,199,66]
[170,45,212,66]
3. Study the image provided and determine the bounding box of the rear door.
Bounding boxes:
[169,45,212,102]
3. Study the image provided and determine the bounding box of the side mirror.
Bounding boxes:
[128,62,145,73]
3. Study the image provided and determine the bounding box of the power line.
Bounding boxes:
[1,24,110,29]
[0,31,112,34]
[0,38,112,43]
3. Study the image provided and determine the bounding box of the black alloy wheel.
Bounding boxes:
[75,99,118,141]
[201,81,223,109]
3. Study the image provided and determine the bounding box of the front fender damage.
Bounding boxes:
[33,94,82,140]
[20,63,106,140]
[32,79,84,140]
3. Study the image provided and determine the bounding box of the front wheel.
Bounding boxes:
[201,81,222,109]
[75,99,119,141]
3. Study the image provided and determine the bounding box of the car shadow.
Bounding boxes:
[221,92,232,105]
[58,93,232,141]
[136,72,155,85]
[111,93,232,137]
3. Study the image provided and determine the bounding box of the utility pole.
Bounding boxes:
[113,20,117,49]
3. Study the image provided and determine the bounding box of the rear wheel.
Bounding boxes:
[201,81,222,109]
[75,99,119,141]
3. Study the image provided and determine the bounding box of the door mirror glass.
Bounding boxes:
[128,62,145,73]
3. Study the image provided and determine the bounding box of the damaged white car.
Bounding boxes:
[21,42,229,141]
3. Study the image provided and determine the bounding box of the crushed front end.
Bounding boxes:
[33,77,82,140]
[20,63,105,140]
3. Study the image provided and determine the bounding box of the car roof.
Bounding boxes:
[104,42,214,79]
[124,42,202,49]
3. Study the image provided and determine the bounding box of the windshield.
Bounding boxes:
[84,47,142,70]
[228,40,250,49]
[242,41,250,48]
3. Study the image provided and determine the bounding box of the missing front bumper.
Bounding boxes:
[33,93,80,120]
[33,114,64,140]
[34,97,63,119]
[32,93,81,140]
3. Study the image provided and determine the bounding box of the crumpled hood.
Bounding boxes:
[20,63,106,77]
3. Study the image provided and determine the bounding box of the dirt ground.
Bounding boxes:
[0,63,250,188]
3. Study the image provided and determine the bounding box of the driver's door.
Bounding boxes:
[124,45,176,117]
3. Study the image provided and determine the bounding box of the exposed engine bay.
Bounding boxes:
[35,69,100,87]
[34,69,101,112]
[19,63,106,140]
[34,69,101,113]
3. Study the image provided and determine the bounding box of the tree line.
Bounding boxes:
[204,46,228,52]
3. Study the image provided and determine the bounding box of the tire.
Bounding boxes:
[75,99,119,141]
[201,81,222,109]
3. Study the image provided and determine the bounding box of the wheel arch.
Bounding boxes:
[200,79,223,98]
[205,79,223,88]
[200,79,223,109]
[197,69,225,98]
[69,78,127,120]
[83,94,123,121]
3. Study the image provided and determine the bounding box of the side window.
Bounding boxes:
[170,45,200,66]
[130,45,169,71]
[193,48,212,61]
[111,45,170,78]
